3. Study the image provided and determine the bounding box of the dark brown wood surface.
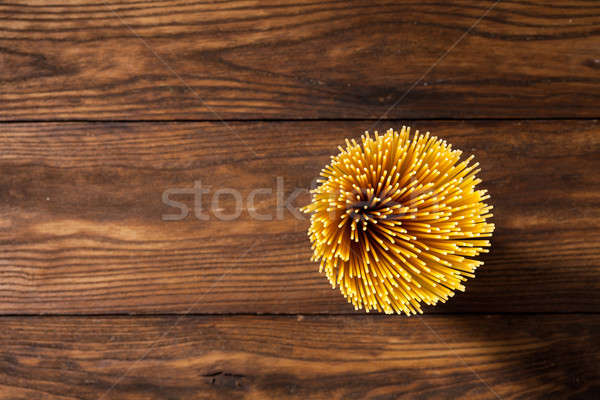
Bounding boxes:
[0,315,598,400]
[0,120,598,314]
[2,1,599,398]
[1,0,599,120]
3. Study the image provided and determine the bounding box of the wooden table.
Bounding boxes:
[1,1,599,399]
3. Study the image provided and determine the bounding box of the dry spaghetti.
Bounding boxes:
[302,127,494,315]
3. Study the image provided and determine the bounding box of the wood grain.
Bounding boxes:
[1,0,599,120]
[0,314,598,399]
[0,119,598,314]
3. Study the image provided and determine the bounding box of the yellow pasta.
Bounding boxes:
[302,127,495,315]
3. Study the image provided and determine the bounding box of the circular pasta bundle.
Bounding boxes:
[302,127,494,315]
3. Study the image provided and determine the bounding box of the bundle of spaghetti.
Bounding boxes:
[302,127,494,315]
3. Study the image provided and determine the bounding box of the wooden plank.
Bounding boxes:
[1,0,599,120]
[0,314,598,399]
[0,120,598,314]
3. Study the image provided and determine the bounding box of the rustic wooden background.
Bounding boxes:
[1,1,599,399]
